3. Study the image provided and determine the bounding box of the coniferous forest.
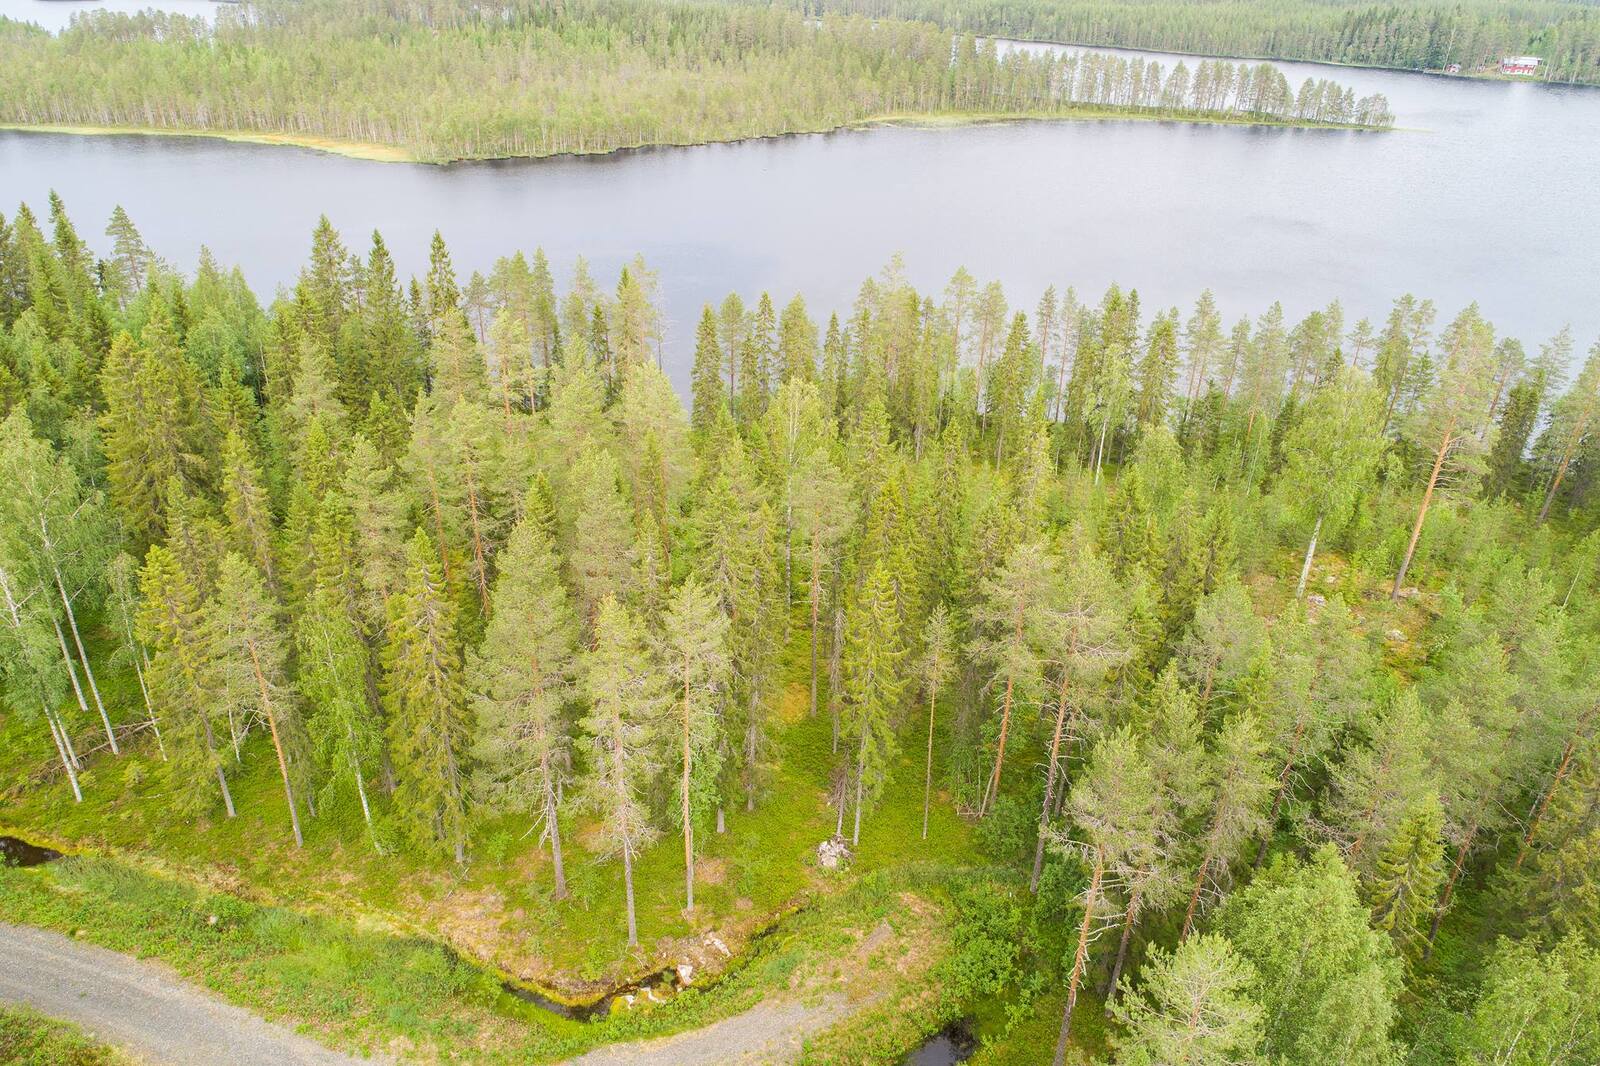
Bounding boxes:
[0,0,1392,162]
[787,0,1600,86]
[1,192,1599,1062]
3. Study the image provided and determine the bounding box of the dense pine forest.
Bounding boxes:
[2,192,1599,1064]
[790,0,1600,85]
[0,0,1391,162]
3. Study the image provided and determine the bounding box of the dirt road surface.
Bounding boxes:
[0,922,378,1065]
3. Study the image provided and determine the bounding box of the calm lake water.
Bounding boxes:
[2,0,1597,389]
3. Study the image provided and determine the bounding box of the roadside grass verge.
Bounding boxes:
[0,1005,136,1066]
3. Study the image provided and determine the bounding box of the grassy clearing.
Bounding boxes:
[0,1005,136,1066]
[0,616,981,1001]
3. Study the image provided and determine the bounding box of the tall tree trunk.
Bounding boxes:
[982,607,1025,818]
[623,845,638,947]
[54,566,116,754]
[1537,433,1583,523]
[543,758,567,897]
[982,671,1015,818]
[1053,850,1103,1066]
[1295,513,1323,598]
[1424,819,1478,959]
[682,660,695,912]
[1254,724,1306,868]
[809,548,821,720]
[1032,671,1074,892]
[201,715,236,818]
[1393,425,1452,599]
[922,676,938,841]
[249,641,303,848]
[1103,891,1142,1009]
[1515,728,1583,869]
[43,699,82,803]
[829,606,844,753]
[465,477,491,614]
[852,725,867,847]
[52,616,95,741]
[1180,854,1210,941]
[133,653,165,761]
[744,719,757,813]
[1094,419,1109,484]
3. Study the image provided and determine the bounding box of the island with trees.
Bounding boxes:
[0,0,1393,163]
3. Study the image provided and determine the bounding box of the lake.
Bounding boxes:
[3,0,1597,389]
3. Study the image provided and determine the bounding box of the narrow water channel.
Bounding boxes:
[902,1018,978,1065]
[0,835,61,867]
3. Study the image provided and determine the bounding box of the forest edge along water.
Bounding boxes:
[4,37,1594,395]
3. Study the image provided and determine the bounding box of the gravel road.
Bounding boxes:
[562,993,849,1066]
[0,922,378,1065]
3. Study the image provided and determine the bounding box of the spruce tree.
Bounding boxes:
[1365,793,1446,970]
[384,529,473,862]
[840,560,906,845]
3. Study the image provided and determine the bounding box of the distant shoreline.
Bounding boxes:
[0,106,1390,167]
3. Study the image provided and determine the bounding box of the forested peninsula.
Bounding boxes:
[791,0,1600,86]
[0,0,1393,163]
[1,195,1599,1062]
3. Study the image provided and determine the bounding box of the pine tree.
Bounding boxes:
[471,498,579,897]
[1180,711,1274,940]
[659,577,729,911]
[1111,934,1264,1066]
[1392,304,1499,597]
[1536,339,1600,521]
[1052,727,1162,1066]
[384,529,473,862]
[971,539,1056,817]
[1032,542,1130,891]
[580,595,663,947]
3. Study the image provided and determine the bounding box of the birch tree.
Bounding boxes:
[1275,366,1384,597]
[208,553,308,847]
